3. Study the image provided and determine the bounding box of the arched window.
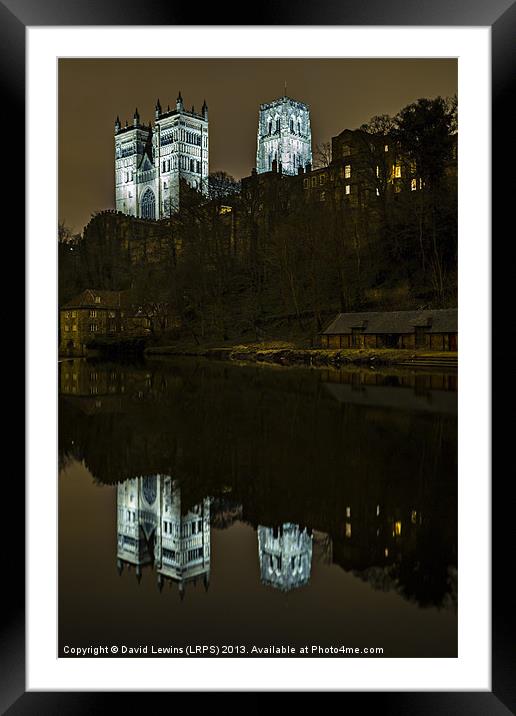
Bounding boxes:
[276,117,280,132]
[268,119,272,135]
[298,120,301,134]
[290,118,294,132]
[140,188,155,219]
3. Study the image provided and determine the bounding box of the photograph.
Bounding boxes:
[57,57,459,659]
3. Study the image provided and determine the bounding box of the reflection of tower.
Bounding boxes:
[116,475,210,596]
[257,523,313,591]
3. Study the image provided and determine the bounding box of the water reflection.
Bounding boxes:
[258,524,313,591]
[116,475,210,597]
[59,357,458,619]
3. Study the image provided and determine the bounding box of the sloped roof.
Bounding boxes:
[322,309,457,335]
[62,289,131,310]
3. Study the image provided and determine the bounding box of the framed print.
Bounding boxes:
[4,0,513,710]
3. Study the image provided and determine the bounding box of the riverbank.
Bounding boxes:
[145,341,457,368]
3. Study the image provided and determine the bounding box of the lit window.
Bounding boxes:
[320,191,326,202]
[376,165,380,178]
[384,144,389,152]
[345,523,352,538]
[411,510,417,524]
[394,521,402,536]
[376,504,380,516]
[344,164,351,179]
[95,296,101,304]
[411,179,417,191]
[384,548,389,557]
[345,185,351,195]
[376,188,380,196]
[394,164,401,178]
[89,310,97,318]
[89,323,98,332]
[346,506,351,518]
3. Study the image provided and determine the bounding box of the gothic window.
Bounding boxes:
[142,475,157,505]
[290,118,294,132]
[141,188,156,220]
[345,164,351,179]
[298,120,301,134]
[276,118,280,132]
[268,119,272,135]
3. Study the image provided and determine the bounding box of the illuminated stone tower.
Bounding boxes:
[116,475,211,596]
[114,93,209,219]
[257,523,313,591]
[256,95,312,175]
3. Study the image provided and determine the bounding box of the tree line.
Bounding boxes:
[59,96,457,343]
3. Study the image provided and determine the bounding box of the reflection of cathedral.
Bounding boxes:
[257,523,313,591]
[117,475,210,597]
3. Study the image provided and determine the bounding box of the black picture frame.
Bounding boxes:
[7,0,513,711]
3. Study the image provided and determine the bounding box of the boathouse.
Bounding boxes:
[320,309,457,351]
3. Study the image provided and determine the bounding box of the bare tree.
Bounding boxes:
[313,141,332,168]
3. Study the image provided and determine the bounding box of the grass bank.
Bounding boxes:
[145,341,457,368]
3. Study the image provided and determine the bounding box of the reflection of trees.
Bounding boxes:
[59,358,457,607]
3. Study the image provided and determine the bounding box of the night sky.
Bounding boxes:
[58,58,457,233]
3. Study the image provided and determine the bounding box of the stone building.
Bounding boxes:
[257,523,313,591]
[320,309,458,351]
[59,288,175,356]
[114,93,209,219]
[59,289,130,356]
[117,475,211,597]
[300,127,457,207]
[256,95,312,176]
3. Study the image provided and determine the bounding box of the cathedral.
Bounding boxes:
[113,91,313,219]
[114,92,209,219]
[116,475,211,596]
[258,523,313,591]
[256,95,312,175]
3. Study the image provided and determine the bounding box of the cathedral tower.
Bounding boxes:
[256,95,312,175]
[257,523,313,591]
[114,93,209,219]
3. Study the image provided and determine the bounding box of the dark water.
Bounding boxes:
[58,357,457,658]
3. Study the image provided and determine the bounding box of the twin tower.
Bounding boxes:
[114,93,313,220]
